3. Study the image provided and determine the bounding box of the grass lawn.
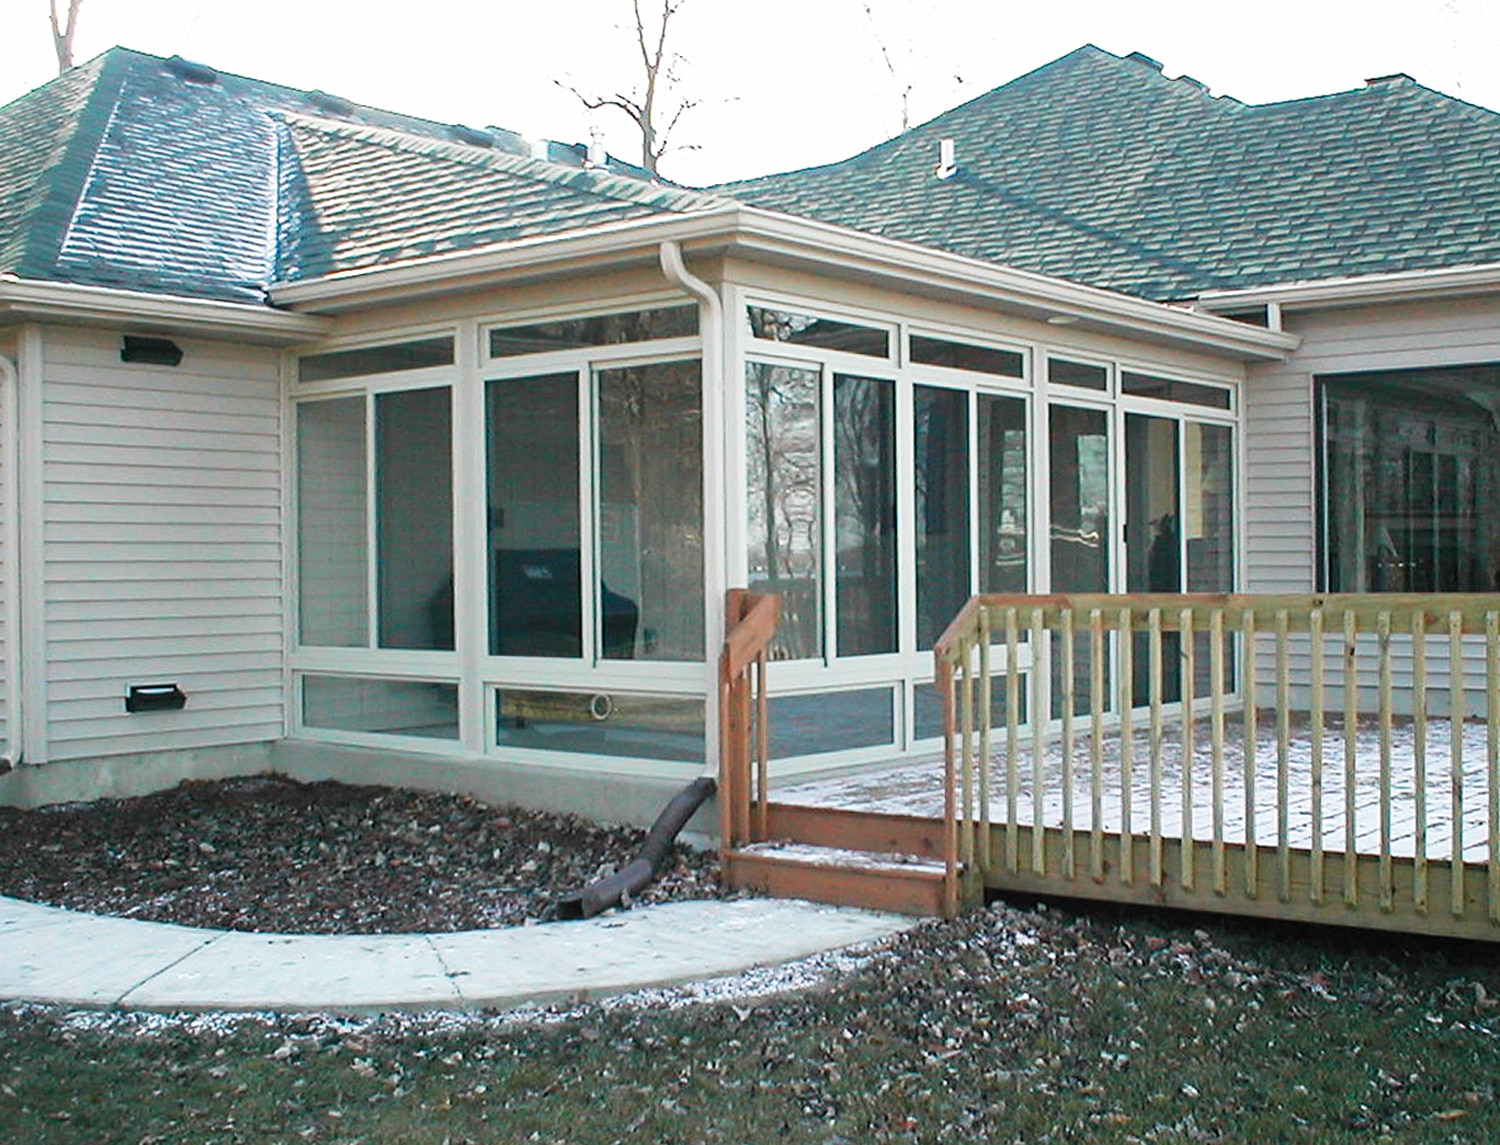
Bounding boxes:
[2,898,1498,1143]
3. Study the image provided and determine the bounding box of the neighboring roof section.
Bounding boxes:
[0,49,700,304]
[275,116,723,283]
[723,46,1500,301]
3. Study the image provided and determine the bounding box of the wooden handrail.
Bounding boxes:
[718,590,779,853]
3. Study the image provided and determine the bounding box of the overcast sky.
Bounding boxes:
[2,0,1498,185]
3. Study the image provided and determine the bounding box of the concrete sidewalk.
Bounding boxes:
[0,895,913,1013]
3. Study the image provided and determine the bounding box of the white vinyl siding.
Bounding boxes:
[0,334,11,759]
[40,328,284,760]
[1241,295,1500,709]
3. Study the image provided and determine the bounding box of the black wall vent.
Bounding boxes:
[126,684,187,713]
[121,336,183,367]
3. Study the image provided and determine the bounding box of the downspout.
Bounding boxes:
[0,352,21,770]
[659,239,726,782]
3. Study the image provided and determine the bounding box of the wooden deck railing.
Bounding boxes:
[718,589,779,853]
[935,593,1500,940]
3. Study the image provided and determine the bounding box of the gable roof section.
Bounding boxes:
[0,48,714,305]
[275,115,723,283]
[722,46,1500,301]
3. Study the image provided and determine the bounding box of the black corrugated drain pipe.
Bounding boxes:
[555,776,717,920]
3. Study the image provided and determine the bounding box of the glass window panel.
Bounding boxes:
[298,337,453,383]
[297,398,367,646]
[746,362,823,660]
[834,374,897,656]
[486,374,582,657]
[597,360,704,661]
[1321,365,1500,593]
[1185,422,1235,593]
[912,679,1024,741]
[495,690,705,762]
[911,335,1024,378]
[1049,358,1108,391]
[1121,370,1232,410]
[1049,405,1111,593]
[977,393,1028,595]
[375,388,454,651]
[1125,413,1182,704]
[303,676,459,740]
[914,385,970,649]
[747,306,890,358]
[769,688,895,759]
[488,306,697,358]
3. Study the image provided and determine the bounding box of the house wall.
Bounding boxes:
[1242,294,1500,709]
[37,325,285,762]
[0,329,13,762]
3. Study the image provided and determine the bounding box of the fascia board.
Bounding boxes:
[0,277,331,344]
[1196,263,1500,313]
[270,205,1298,362]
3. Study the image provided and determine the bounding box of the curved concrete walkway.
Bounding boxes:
[0,895,913,1014]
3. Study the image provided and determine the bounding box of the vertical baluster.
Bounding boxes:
[979,609,993,874]
[1487,611,1499,924]
[1450,611,1465,919]
[960,639,975,872]
[1090,607,1106,882]
[1119,606,1135,886]
[1378,610,1394,913]
[1006,608,1021,874]
[1211,607,1227,896]
[1181,608,1196,892]
[1031,607,1047,876]
[1061,608,1077,879]
[1412,612,1428,916]
[755,650,770,841]
[1343,610,1359,908]
[1309,608,1325,905]
[1148,608,1164,888]
[940,653,957,916]
[1276,609,1291,903]
[1243,608,1259,899]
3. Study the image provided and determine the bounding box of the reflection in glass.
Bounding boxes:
[597,360,704,661]
[769,688,895,758]
[298,397,367,646]
[915,386,970,648]
[303,676,459,740]
[486,374,582,657]
[1050,405,1110,716]
[496,690,705,762]
[298,337,453,383]
[746,362,822,659]
[376,388,454,651]
[747,307,890,358]
[911,335,1023,378]
[913,679,1024,741]
[1185,422,1234,594]
[1049,358,1108,392]
[978,393,1028,594]
[488,306,697,357]
[1121,371,1231,410]
[1322,367,1500,593]
[834,375,897,656]
[1126,413,1181,702]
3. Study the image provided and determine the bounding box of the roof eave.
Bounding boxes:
[0,276,332,344]
[1195,262,1500,314]
[270,206,1299,362]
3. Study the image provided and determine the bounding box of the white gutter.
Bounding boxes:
[270,206,1298,363]
[658,239,727,781]
[0,352,20,769]
[0,276,331,345]
[1195,261,1500,314]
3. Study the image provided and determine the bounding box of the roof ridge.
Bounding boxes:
[276,111,732,215]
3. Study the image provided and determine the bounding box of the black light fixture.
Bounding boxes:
[121,335,184,367]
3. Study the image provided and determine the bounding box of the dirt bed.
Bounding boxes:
[0,776,722,933]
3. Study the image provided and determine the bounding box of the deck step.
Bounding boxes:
[724,841,951,917]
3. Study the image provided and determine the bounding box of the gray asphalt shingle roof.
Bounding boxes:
[0,48,716,303]
[722,46,1500,301]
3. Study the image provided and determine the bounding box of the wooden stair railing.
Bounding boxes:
[718,589,778,853]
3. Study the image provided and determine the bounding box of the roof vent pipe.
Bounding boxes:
[529,137,550,162]
[935,137,958,180]
[586,127,607,169]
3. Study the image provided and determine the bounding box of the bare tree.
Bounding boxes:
[560,0,697,177]
[861,1,912,132]
[49,0,83,73]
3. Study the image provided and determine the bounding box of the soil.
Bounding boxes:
[0,776,723,934]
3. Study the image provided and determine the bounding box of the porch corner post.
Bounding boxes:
[0,351,21,767]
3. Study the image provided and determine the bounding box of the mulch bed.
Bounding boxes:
[0,776,722,934]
